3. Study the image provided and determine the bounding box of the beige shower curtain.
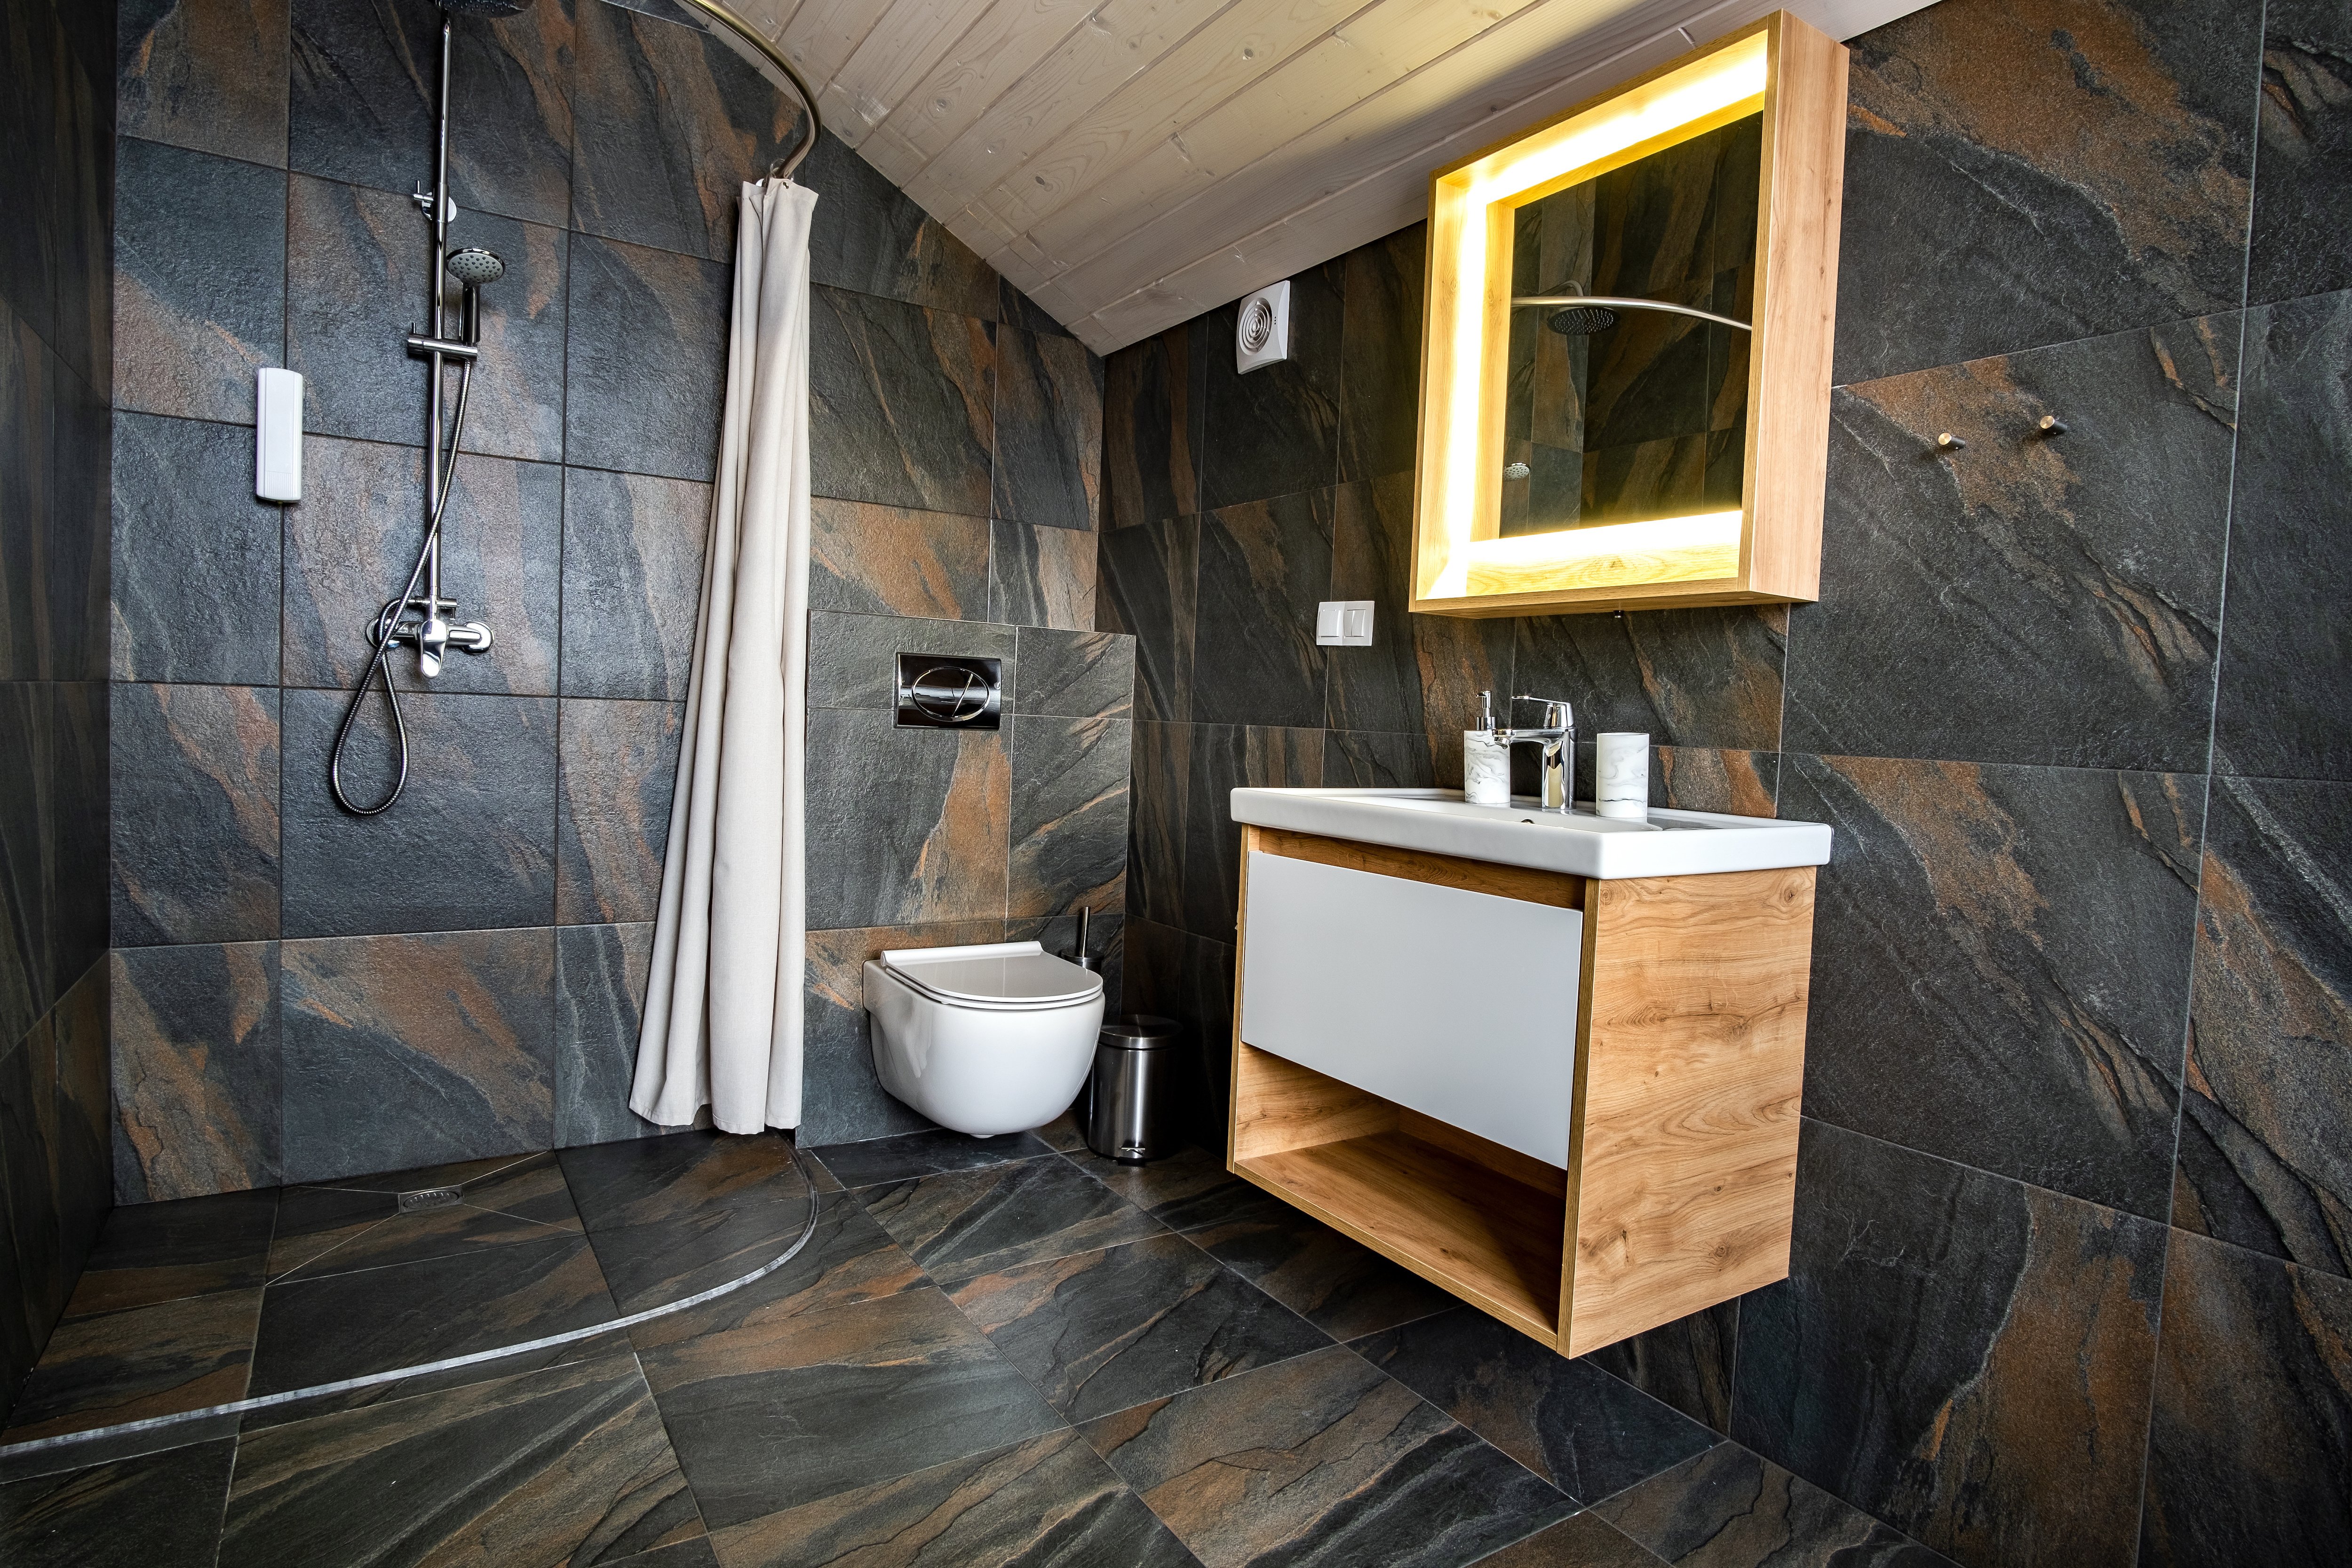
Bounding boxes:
[632,177,815,1133]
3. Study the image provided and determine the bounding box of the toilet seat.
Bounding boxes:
[881,942,1102,1011]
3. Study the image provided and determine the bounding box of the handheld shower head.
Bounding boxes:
[446,248,507,288]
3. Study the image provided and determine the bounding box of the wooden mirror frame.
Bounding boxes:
[1408,12,1848,618]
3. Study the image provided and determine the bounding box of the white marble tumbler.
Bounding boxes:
[1596,732,1650,819]
[1463,731,1510,806]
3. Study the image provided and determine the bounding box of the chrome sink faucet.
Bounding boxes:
[1499,694,1576,814]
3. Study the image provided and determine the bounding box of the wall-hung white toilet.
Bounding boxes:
[862,941,1106,1137]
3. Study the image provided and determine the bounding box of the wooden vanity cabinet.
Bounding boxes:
[1225,824,1818,1356]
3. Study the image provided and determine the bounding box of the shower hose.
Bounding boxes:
[327,357,477,815]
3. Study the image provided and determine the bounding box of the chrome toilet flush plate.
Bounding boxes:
[894,653,1003,730]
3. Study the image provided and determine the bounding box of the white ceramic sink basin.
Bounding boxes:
[1229,787,1831,879]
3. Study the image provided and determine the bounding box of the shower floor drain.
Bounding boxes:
[397,1187,462,1213]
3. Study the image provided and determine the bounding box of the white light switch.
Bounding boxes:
[255,367,304,502]
[1315,600,1375,647]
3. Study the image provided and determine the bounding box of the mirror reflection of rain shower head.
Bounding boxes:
[1546,303,1619,336]
[438,0,537,14]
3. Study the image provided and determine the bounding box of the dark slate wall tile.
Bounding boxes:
[5,317,62,681]
[1784,754,2201,1220]
[50,960,112,1288]
[802,921,1004,1145]
[1102,321,1200,532]
[2174,775,2352,1277]
[109,412,280,684]
[1833,0,2259,385]
[279,687,557,937]
[1515,604,1785,754]
[282,438,561,696]
[1337,221,1424,484]
[9,0,114,397]
[288,0,573,228]
[1324,473,1421,737]
[804,707,1007,931]
[804,610,1014,714]
[1413,604,1517,791]
[1179,724,1319,944]
[0,1018,66,1362]
[1096,514,1194,725]
[280,926,555,1183]
[570,0,800,261]
[1015,628,1131,721]
[560,466,710,702]
[112,136,284,423]
[1787,317,2236,772]
[110,682,278,947]
[0,684,50,1045]
[2210,291,2352,781]
[556,697,680,927]
[1733,1119,2165,1568]
[999,277,1067,338]
[47,681,110,998]
[993,324,1102,531]
[119,0,291,165]
[46,358,111,685]
[554,921,662,1147]
[1127,721,1186,934]
[2246,0,2352,309]
[1008,714,1128,920]
[286,175,568,462]
[809,285,995,518]
[808,496,987,623]
[802,130,997,320]
[1321,728,1433,788]
[1578,1299,1740,1438]
[565,234,729,483]
[1119,917,1235,1148]
[1199,259,1341,510]
[2139,1229,2352,1568]
[1189,490,1329,730]
[111,941,280,1202]
[986,518,1094,632]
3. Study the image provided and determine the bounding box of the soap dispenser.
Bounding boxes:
[1463,691,1510,806]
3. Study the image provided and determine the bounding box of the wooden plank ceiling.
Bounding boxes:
[721,0,1928,354]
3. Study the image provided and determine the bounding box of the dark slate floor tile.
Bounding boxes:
[639,1284,1063,1529]
[811,285,996,518]
[804,707,1008,929]
[1788,316,2236,772]
[802,130,999,319]
[1593,1442,1955,1568]
[566,235,730,483]
[948,1231,1329,1422]
[987,517,1096,631]
[1103,320,1203,532]
[2139,1228,2352,1568]
[2246,0,2352,308]
[808,496,990,623]
[708,1427,1198,1568]
[1475,1512,1669,1568]
[1179,724,1319,943]
[112,136,283,423]
[246,1233,616,1398]
[1783,754,2201,1220]
[1357,1306,1720,1504]
[556,922,664,1147]
[1097,515,1197,724]
[609,1541,719,1568]
[860,1156,1166,1286]
[1199,260,1342,511]
[2211,291,2352,781]
[994,325,1102,532]
[560,465,712,702]
[1016,628,1132,721]
[279,927,555,1182]
[570,0,802,261]
[1732,1120,2164,1568]
[2175,775,2352,1275]
[1321,728,1435,789]
[1190,490,1331,729]
[0,1435,235,1568]
[1188,1203,1454,1342]
[109,412,281,684]
[61,1188,277,1319]
[586,1198,816,1316]
[1,1287,259,1442]
[1080,1342,1575,1568]
[118,0,288,165]
[1832,0,2258,385]
[804,610,1016,712]
[1577,1301,1740,1439]
[1008,713,1128,919]
[110,942,281,1203]
[798,920,1006,1148]
[812,1129,1054,1191]
[556,697,680,926]
[1057,1143,1270,1236]
[109,683,279,948]
[560,1128,801,1234]
[1325,472,1422,736]
[220,1353,704,1568]
[287,0,573,228]
[1515,605,1785,755]
[1338,222,1425,484]
[278,688,558,937]
[268,1156,581,1284]
[282,437,562,697]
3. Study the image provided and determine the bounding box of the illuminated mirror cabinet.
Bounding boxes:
[1410,12,1848,616]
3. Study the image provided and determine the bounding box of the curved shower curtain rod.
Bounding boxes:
[665,0,825,181]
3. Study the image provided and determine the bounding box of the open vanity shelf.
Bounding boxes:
[1225,819,1820,1356]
